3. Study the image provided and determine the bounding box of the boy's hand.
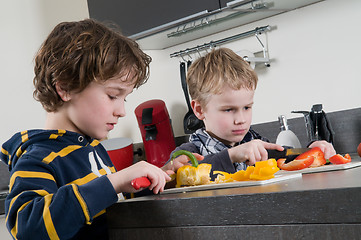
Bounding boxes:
[162,153,204,172]
[107,161,171,194]
[228,139,284,166]
[308,140,336,159]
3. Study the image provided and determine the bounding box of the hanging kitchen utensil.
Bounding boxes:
[292,104,335,143]
[180,61,203,134]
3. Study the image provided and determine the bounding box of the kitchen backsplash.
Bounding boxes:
[133,107,361,162]
[251,107,361,154]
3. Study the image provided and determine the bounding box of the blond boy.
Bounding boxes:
[170,48,335,178]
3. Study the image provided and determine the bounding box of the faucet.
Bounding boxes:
[291,110,316,142]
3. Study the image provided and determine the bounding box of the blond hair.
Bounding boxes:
[186,48,258,106]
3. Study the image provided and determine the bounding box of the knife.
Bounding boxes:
[267,148,310,163]
[131,177,151,190]
[131,174,176,190]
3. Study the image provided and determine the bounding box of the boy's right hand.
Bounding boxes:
[107,161,171,194]
[228,139,284,166]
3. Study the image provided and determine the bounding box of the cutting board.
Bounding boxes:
[278,161,361,174]
[162,172,301,194]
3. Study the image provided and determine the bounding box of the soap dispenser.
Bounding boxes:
[276,115,302,148]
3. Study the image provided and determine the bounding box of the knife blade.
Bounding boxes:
[267,148,310,163]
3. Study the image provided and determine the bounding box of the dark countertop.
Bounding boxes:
[107,154,361,240]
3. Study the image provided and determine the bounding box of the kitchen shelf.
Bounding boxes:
[170,25,272,67]
[134,0,324,49]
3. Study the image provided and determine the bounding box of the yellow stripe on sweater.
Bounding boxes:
[9,171,56,192]
[49,129,66,139]
[68,172,98,186]
[6,190,49,223]
[5,190,49,239]
[71,184,91,224]
[42,145,82,164]
[67,167,115,186]
[10,200,31,240]
[20,131,28,143]
[94,209,106,218]
[8,190,49,239]
[43,194,59,240]
[90,139,100,147]
[109,166,116,173]
[15,147,23,158]
[1,146,9,156]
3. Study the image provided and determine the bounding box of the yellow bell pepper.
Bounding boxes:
[249,159,279,180]
[214,159,279,183]
[173,150,212,187]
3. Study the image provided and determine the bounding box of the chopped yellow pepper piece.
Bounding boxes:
[249,159,279,180]
[214,159,279,183]
[213,171,234,183]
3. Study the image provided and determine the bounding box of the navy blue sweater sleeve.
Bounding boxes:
[6,153,118,240]
[2,130,119,240]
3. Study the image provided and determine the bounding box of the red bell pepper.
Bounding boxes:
[277,156,314,171]
[295,147,326,167]
[329,154,352,164]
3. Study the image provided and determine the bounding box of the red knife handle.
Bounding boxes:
[131,177,151,190]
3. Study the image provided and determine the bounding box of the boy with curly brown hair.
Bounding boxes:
[0,19,174,239]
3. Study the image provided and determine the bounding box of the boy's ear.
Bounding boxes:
[55,82,71,102]
[191,100,205,120]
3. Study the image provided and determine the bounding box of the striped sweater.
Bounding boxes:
[0,129,118,239]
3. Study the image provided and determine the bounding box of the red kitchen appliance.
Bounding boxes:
[101,138,133,171]
[135,99,176,167]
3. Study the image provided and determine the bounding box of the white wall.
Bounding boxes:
[112,0,361,143]
[0,0,89,145]
[1,0,360,147]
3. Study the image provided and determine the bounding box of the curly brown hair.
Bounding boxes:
[186,48,258,107]
[33,19,151,112]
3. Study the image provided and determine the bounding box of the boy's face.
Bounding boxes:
[196,86,254,146]
[59,74,134,140]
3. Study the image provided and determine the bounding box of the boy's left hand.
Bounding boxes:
[162,153,204,172]
[308,140,336,159]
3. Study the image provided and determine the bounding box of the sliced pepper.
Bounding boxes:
[231,170,249,181]
[244,166,255,179]
[329,153,352,164]
[295,147,326,167]
[213,171,234,183]
[250,159,279,180]
[214,159,279,182]
[277,156,314,171]
[174,150,211,187]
